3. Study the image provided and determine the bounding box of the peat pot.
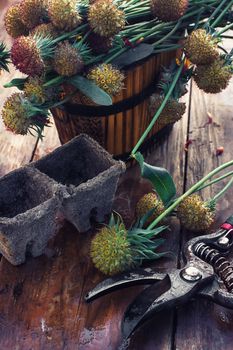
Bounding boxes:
[31,134,126,232]
[0,167,62,265]
[0,135,125,266]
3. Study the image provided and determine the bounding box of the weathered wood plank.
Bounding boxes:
[74,90,190,350]
[175,72,233,350]
[0,0,37,176]
[0,89,189,349]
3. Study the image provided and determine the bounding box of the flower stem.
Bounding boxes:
[131,62,184,155]
[211,0,233,28]
[212,176,233,202]
[195,170,233,191]
[148,160,233,229]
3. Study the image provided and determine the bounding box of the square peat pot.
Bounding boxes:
[31,134,126,232]
[0,167,62,265]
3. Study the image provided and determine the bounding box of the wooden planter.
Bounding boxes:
[52,51,176,159]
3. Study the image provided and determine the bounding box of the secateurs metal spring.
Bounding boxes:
[85,215,233,348]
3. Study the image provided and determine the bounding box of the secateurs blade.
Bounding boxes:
[85,215,233,348]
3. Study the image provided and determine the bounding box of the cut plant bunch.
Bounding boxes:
[1,0,233,157]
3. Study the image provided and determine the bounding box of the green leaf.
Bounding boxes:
[134,152,176,206]
[4,78,27,90]
[112,43,154,69]
[69,76,112,106]
[43,75,65,87]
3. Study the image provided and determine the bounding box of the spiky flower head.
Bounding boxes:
[0,43,10,73]
[30,23,58,39]
[4,4,29,39]
[20,0,48,30]
[11,36,44,76]
[149,94,186,126]
[87,63,124,96]
[88,32,113,54]
[194,59,232,94]
[136,192,165,224]
[177,194,215,232]
[90,213,167,275]
[88,0,125,37]
[151,0,189,22]
[11,35,55,76]
[184,29,219,65]
[53,41,84,76]
[24,77,47,103]
[2,93,50,137]
[48,0,81,31]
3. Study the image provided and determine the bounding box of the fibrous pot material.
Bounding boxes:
[30,134,126,232]
[0,167,63,265]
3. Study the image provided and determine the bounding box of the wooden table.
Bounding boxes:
[1,1,233,349]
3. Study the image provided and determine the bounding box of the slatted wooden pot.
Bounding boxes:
[51,51,176,160]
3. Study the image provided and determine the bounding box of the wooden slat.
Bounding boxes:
[0,0,37,176]
[71,90,190,349]
[0,89,190,349]
[175,74,233,349]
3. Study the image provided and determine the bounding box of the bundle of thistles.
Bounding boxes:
[0,0,232,138]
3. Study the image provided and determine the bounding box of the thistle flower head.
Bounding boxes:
[24,77,47,103]
[88,0,125,37]
[177,194,215,232]
[194,59,232,94]
[151,0,189,22]
[2,93,49,137]
[30,23,59,39]
[20,0,48,30]
[149,94,186,126]
[184,29,219,65]
[53,41,84,76]
[4,4,29,38]
[87,63,124,96]
[136,192,165,224]
[11,36,45,76]
[90,213,167,275]
[48,0,82,31]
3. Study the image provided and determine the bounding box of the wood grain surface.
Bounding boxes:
[0,1,233,349]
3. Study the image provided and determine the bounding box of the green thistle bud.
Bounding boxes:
[88,0,125,38]
[4,4,29,39]
[87,63,124,96]
[53,41,84,76]
[136,192,165,224]
[194,60,232,94]
[20,0,48,30]
[149,94,186,126]
[2,93,50,137]
[48,0,82,31]
[184,29,219,65]
[177,194,215,232]
[24,77,47,103]
[30,23,59,39]
[90,213,167,276]
[151,0,189,22]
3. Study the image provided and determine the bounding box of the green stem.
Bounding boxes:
[196,170,233,191]
[218,23,233,36]
[148,160,233,229]
[211,0,233,28]
[131,62,184,155]
[212,176,233,202]
[204,0,229,27]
